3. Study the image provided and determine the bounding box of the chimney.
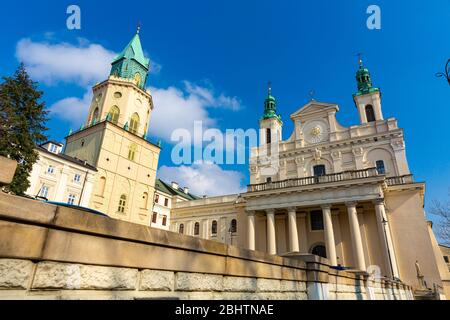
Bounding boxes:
[183,187,189,194]
[171,181,179,190]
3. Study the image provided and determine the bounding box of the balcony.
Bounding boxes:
[247,168,415,193]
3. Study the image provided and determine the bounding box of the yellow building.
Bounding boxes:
[64,28,161,226]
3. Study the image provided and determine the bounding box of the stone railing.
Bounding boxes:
[248,168,380,193]
[175,194,239,208]
[0,192,412,300]
[385,175,414,186]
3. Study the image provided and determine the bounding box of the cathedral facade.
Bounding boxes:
[171,60,450,297]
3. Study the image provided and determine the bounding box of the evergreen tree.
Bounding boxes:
[0,64,48,195]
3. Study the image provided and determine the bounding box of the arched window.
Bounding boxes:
[91,107,99,125]
[98,177,106,196]
[130,113,140,134]
[109,106,120,124]
[365,105,376,123]
[134,73,142,87]
[311,244,327,258]
[179,224,185,234]
[211,220,218,235]
[230,219,237,233]
[118,194,127,213]
[142,192,149,209]
[376,160,386,175]
[128,143,137,161]
[194,222,200,236]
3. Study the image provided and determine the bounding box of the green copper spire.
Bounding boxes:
[261,82,282,122]
[354,57,380,96]
[110,25,150,89]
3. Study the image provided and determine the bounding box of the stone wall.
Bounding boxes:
[0,193,412,300]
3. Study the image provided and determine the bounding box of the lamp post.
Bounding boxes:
[436,58,450,85]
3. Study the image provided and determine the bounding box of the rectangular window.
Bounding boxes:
[266,128,272,144]
[164,198,169,207]
[444,256,449,263]
[152,212,158,224]
[310,210,324,231]
[376,160,386,174]
[49,144,58,153]
[40,186,49,198]
[47,165,55,174]
[74,174,82,183]
[155,194,159,204]
[68,194,76,205]
[162,215,167,226]
[313,165,326,177]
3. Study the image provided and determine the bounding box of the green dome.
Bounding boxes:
[261,83,282,122]
[354,62,380,96]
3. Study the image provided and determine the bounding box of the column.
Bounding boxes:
[54,165,69,202]
[287,207,299,252]
[346,202,366,271]
[298,212,308,253]
[201,219,209,239]
[80,173,95,207]
[374,199,400,278]
[322,205,337,266]
[247,211,256,251]
[266,209,277,255]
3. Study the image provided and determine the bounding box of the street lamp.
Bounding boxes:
[436,58,450,85]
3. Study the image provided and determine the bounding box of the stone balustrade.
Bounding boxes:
[247,168,380,193]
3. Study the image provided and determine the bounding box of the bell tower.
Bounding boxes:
[259,82,283,146]
[353,57,383,124]
[64,27,161,226]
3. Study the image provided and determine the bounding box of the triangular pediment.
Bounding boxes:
[290,101,339,119]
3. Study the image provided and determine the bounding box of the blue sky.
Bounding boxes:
[1,1,449,226]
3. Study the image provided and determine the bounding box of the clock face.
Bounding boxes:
[303,120,329,144]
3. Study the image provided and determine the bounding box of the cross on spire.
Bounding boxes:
[268,81,272,96]
[137,21,141,34]
[356,52,364,67]
[309,90,316,101]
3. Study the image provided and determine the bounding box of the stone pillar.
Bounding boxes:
[266,209,276,255]
[201,219,209,239]
[346,202,366,271]
[322,205,337,266]
[374,199,400,278]
[287,207,299,252]
[247,211,256,251]
[80,173,95,207]
[54,166,70,202]
[298,212,308,253]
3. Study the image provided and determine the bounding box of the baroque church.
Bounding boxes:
[170,59,450,297]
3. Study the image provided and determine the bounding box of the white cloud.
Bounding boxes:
[158,162,246,197]
[149,82,242,142]
[49,87,92,125]
[16,38,116,86]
